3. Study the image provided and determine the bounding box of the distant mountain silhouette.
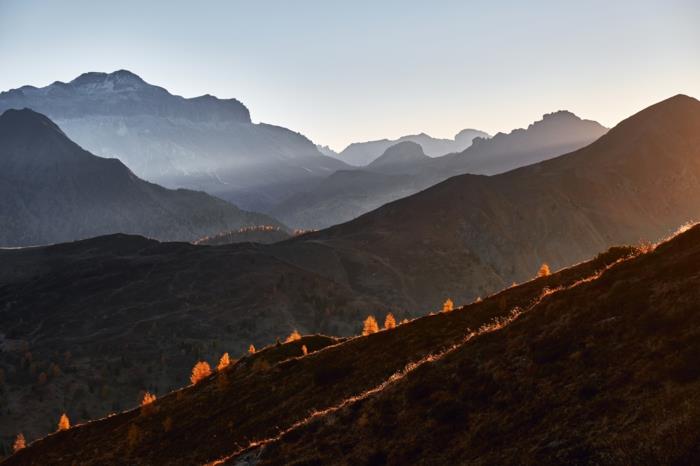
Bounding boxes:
[436,110,608,175]
[295,94,700,307]
[273,110,608,229]
[366,141,431,173]
[336,128,489,166]
[0,109,285,247]
[0,71,349,211]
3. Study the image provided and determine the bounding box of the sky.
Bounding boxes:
[1,0,699,151]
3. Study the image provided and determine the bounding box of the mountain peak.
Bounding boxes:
[69,70,147,91]
[541,110,578,121]
[368,140,428,168]
[0,107,65,138]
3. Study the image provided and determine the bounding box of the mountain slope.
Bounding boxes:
[0,236,639,465]
[336,128,489,166]
[438,110,608,175]
[245,223,700,466]
[272,110,608,229]
[0,108,284,247]
[0,70,349,211]
[0,95,698,452]
[7,223,700,465]
[287,95,700,307]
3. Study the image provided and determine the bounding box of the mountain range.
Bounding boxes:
[329,128,490,166]
[0,70,349,212]
[272,109,608,229]
[0,108,283,247]
[1,94,698,448]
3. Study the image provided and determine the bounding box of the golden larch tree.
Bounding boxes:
[141,391,156,406]
[248,344,256,355]
[302,345,308,356]
[57,413,70,431]
[190,361,211,385]
[13,433,26,452]
[442,298,454,313]
[362,315,379,335]
[384,313,396,330]
[285,330,302,343]
[217,352,231,371]
[538,263,551,277]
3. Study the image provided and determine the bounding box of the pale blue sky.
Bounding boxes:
[1,0,698,150]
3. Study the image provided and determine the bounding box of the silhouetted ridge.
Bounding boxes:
[0,107,65,138]
[0,110,286,246]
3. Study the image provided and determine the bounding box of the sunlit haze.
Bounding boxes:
[1,0,698,150]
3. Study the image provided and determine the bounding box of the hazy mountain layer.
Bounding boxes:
[0,70,349,212]
[0,109,285,247]
[335,128,489,166]
[273,110,608,229]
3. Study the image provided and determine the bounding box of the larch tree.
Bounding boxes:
[13,433,26,452]
[57,413,70,431]
[285,330,302,343]
[442,298,454,313]
[362,315,379,335]
[141,391,156,406]
[538,263,551,277]
[248,344,256,355]
[384,313,396,330]
[217,352,231,370]
[190,361,212,385]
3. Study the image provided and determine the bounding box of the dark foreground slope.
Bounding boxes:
[0,235,386,445]
[0,109,284,247]
[8,223,700,465]
[1,235,641,465]
[247,224,700,466]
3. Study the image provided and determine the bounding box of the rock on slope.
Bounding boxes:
[0,108,284,247]
[7,223,700,465]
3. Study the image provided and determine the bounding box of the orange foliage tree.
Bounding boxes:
[141,391,156,406]
[190,361,212,385]
[248,344,256,355]
[57,413,70,431]
[362,315,379,335]
[301,345,308,356]
[442,298,454,313]
[285,330,302,343]
[13,433,26,452]
[384,313,396,330]
[538,263,551,277]
[217,352,231,370]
